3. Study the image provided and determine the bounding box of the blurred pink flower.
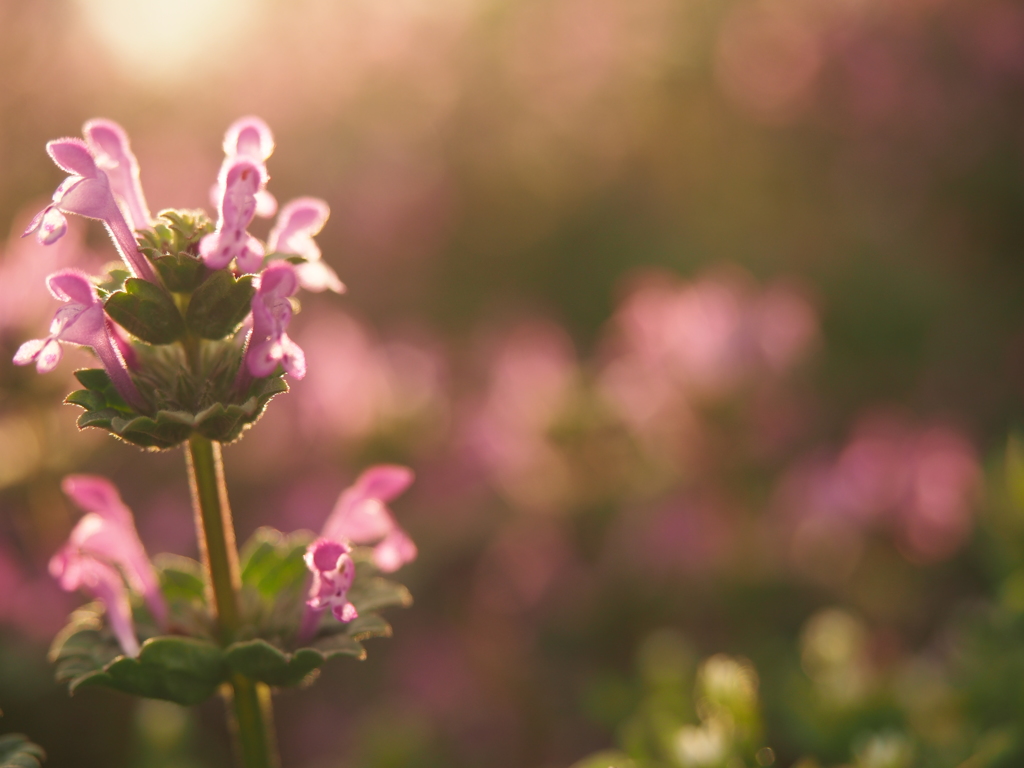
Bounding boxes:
[465,321,577,512]
[322,465,417,573]
[597,271,817,461]
[601,271,816,403]
[49,475,168,655]
[268,197,343,293]
[304,538,358,623]
[245,261,305,379]
[778,414,981,563]
[291,308,447,444]
[300,465,416,640]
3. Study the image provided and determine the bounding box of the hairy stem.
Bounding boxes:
[186,435,279,768]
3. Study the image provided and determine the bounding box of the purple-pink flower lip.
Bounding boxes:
[310,538,350,571]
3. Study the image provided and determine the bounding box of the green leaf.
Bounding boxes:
[78,636,226,706]
[155,554,206,603]
[73,368,114,391]
[0,734,45,768]
[225,639,324,687]
[348,577,413,615]
[76,409,117,430]
[154,254,207,293]
[240,527,314,601]
[185,271,255,340]
[346,613,392,642]
[64,389,106,411]
[104,278,185,344]
[311,632,366,660]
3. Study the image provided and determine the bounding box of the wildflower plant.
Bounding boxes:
[15,118,415,768]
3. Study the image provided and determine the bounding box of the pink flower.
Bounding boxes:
[83,119,152,232]
[298,466,416,640]
[221,116,277,218]
[322,465,417,573]
[49,475,168,656]
[245,261,306,379]
[304,538,358,622]
[12,270,145,410]
[23,138,156,282]
[268,197,343,293]
[199,158,266,272]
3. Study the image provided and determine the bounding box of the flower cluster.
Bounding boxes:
[51,466,416,662]
[13,117,342,448]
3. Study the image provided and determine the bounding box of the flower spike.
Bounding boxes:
[245,261,306,379]
[24,138,157,282]
[268,198,344,293]
[83,118,152,232]
[13,269,146,411]
[200,158,266,272]
[222,116,277,218]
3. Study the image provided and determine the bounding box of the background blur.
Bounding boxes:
[2,0,1024,766]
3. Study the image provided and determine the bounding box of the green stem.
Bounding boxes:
[186,435,279,768]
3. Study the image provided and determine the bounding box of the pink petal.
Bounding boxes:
[296,260,345,294]
[201,158,264,269]
[280,336,306,379]
[356,465,415,503]
[224,116,275,162]
[246,339,282,378]
[83,118,151,231]
[35,339,63,373]
[268,197,330,257]
[333,602,358,622]
[49,550,139,657]
[255,190,278,218]
[12,338,47,367]
[259,261,299,298]
[62,475,133,526]
[29,207,69,245]
[46,138,98,178]
[46,269,98,306]
[373,528,418,573]
[305,538,350,572]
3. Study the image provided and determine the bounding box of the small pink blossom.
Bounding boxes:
[23,138,156,282]
[245,262,306,379]
[199,158,266,272]
[83,119,152,232]
[13,270,145,410]
[299,466,416,640]
[268,198,343,293]
[322,465,417,572]
[49,475,168,656]
[304,538,358,622]
[222,116,277,218]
